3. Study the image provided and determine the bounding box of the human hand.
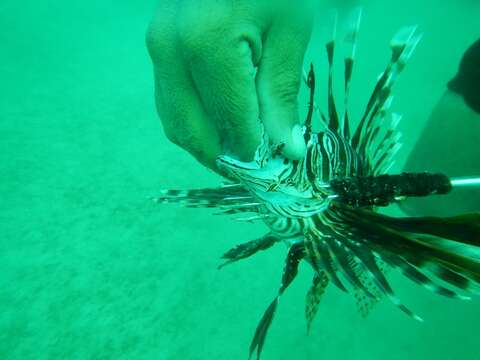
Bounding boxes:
[146,0,313,173]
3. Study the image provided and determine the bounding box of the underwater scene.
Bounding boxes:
[1,0,479,359]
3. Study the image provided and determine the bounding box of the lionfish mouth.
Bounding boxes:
[155,9,480,360]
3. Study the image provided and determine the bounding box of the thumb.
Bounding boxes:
[256,14,313,160]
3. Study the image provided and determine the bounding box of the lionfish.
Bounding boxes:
[155,10,480,359]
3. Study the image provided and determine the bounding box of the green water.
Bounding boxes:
[1,0,479,359]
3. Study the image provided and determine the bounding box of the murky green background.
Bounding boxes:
[1,0,479,359]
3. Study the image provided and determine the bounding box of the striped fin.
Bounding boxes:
[249,243,304,360]
[362,30,421,169]
[325,10,340,132]
[218,233,280,269]
[345,241,423,321]
[353,258,385,317]
[322,224,422,320]
[322,209,422,320]
[304,234,327,275]
[339,208,480,300]
[214,207,264,216]
[390,26,418,62]
[428,263,480,295]
[371,114,402,174]
[362,96,395,160]
[351,72,390,150]
[321,227,376,297]
[373,213,480,248]
[357,211,480,295]
[231,214,273,222]
[249,299,277,360]
[357,91,394,166]
[305,272,329,333]
[399,253,477,297]
[342,7,363,140]
[304,63,316,142]
[393,27,423,71]
[303,68,326,129]
[373,138,402,175]
[217,201,261,213]
[354,290,377,318]
[153,185,253,208]
[382,253,470,300]
[304,230,348,292]
[351,26,418,151]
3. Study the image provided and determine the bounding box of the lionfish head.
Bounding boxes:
[216,128,333,218]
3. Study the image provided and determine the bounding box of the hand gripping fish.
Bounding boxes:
[154,10,480,360]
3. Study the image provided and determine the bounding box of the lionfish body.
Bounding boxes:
[156,12,480,359]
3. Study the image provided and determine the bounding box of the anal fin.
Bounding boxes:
[305,272,329,333]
